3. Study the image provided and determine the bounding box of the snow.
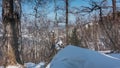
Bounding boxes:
[34,62,45,68]
[55,39,63,50]
[24,62,45,68]
[101,53,120,60]
[98,50,111,54]
[49,45,120,68]
[109,54,120,59]
[1,45,120,68]
[6,64,23,68]
[24,62,36,68]
[0,62,45,68]
[6,66,21,68]
[46,63,50,68]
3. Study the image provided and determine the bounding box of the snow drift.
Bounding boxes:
[24,62,45,68]
[49,45,120,68]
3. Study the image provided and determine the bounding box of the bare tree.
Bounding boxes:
[81,0,120,52]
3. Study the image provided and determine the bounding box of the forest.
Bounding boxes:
[0,0,120,68]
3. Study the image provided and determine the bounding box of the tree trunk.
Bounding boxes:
[66,0,69,45]
[14,0,23,63]
[14,0,23,64]
[2,0,23,66]
[112,0,116,20]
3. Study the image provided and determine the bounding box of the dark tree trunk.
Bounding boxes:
[2,0,22,65]
[112,0,116,20]
[13,0,23,64]
[66,0,69,45]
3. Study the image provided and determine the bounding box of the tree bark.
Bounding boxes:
[2,0,22,65]
[112,0,116,20]
[66,0,69,45]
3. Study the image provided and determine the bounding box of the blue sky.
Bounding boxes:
[46,0,91,22]
[19,0,120,25]
[0,0,119,27]
[0,0,120,22]
[22,0,91,15]
[71,0,89,7]
[46,0,114,20]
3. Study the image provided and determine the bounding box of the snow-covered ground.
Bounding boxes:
[24,62,45,68]
[1,45,120,68]
[0,62,45,68]
[24,62,36,68]
[109,54,120,59]
[48,45,120,68]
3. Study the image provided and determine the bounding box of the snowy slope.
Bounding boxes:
[49,45,120,68]
[109,54,120,59]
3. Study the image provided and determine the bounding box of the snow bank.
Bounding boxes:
[34,62,45,68]
[49,45,120,68]
[6,64,23,68]
[24,62,36,68]
[24,62,45,68]
[46,63,50,68]
[109,54,120,59]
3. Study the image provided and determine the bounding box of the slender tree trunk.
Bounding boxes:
[2,0,23,66]
[112,0,119,51]
[34,7,37,63]
[14,0,23,64]
[54,0,59,37]
[66,0,69,45]
[112,0,116,20]
[54,0,58,27]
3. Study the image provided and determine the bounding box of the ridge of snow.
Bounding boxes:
[101,53,120,60]
[49,45,120,68]
[110,54,120,59]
